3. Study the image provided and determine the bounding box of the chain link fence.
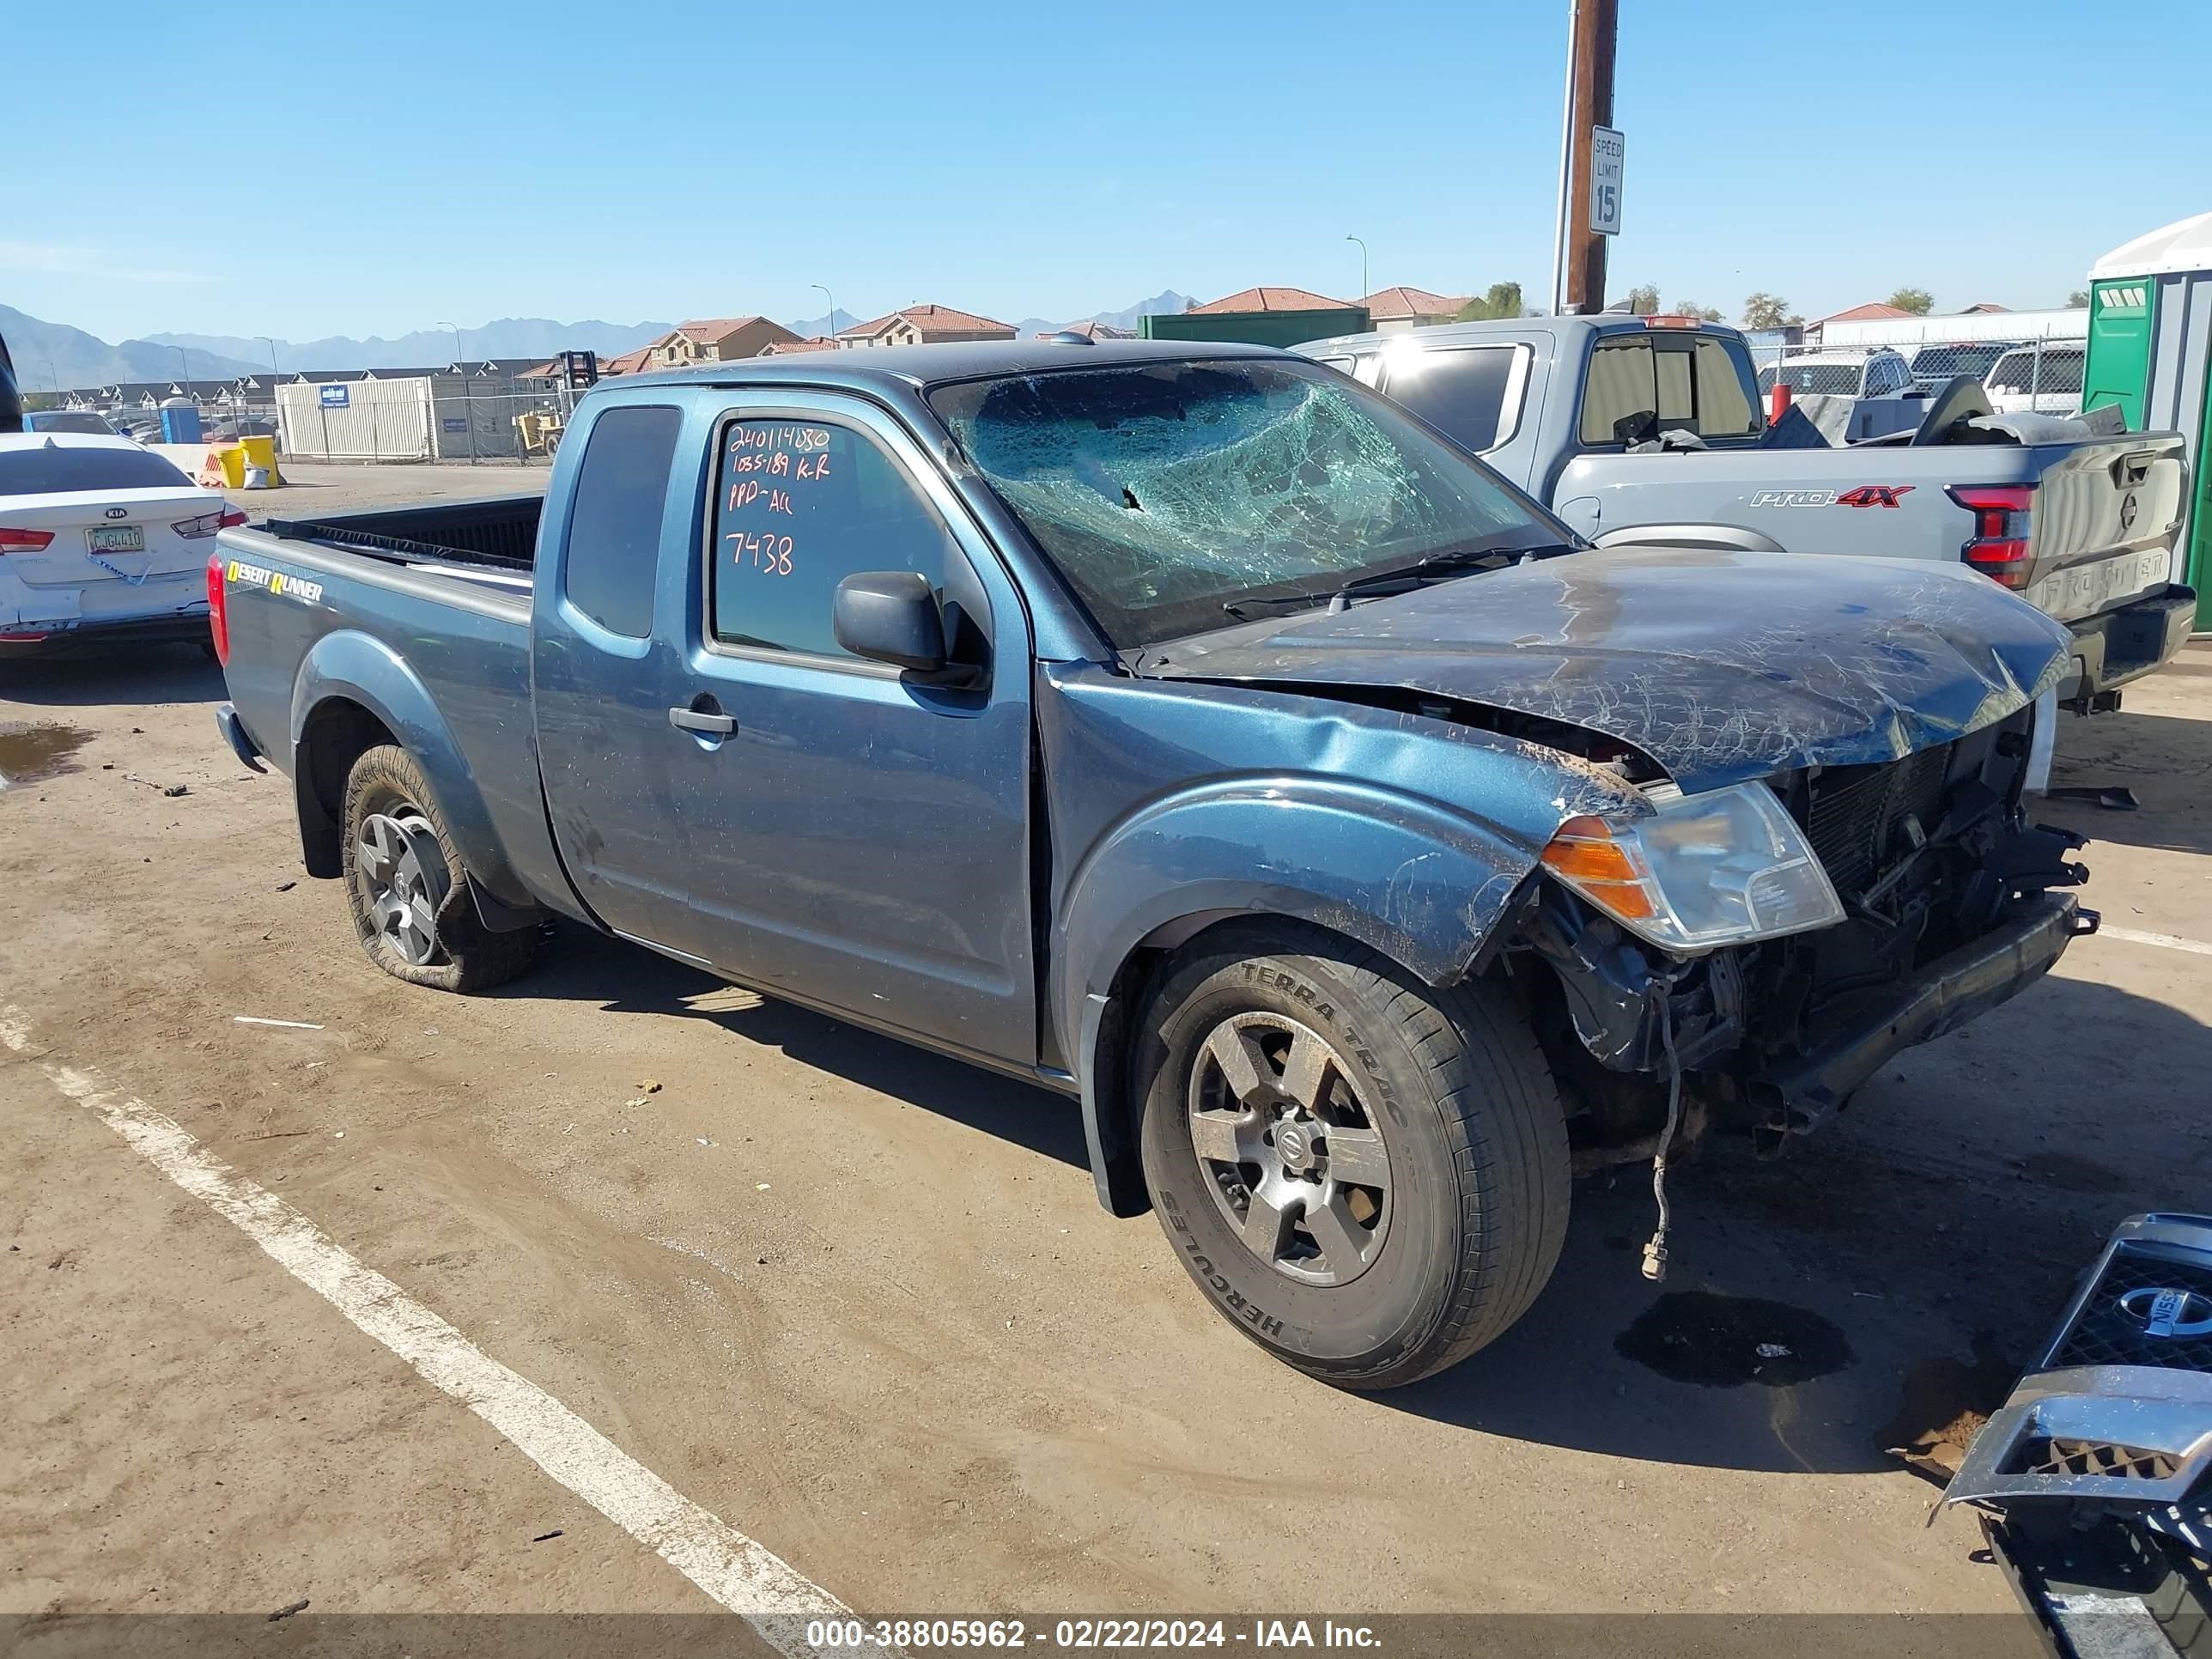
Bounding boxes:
[273,374,574,465]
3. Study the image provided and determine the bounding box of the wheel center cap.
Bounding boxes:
[1276,1122,1315,1172]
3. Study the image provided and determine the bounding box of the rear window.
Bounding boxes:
[0,445,192,495]
[1910,343,2011,383]
[26,410,118,435]
[1582,334,1759,445]
[1382,346,1522,451]
[1987,348,2084,395]
[562,405,681,638]
[1756,361,1865,398]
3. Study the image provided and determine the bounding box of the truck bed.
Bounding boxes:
[261,495,541,590]
[214,504,559,914]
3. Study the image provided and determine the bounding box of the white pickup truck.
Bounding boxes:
[1300,314,2196,710]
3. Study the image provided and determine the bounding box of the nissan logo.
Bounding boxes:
[2118,1285,2212,1338]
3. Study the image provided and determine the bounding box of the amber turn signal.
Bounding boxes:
[1540,817,1657,920]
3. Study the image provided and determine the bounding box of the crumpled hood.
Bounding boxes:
[1140,544,2074,793]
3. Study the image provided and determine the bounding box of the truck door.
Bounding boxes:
[529,398,708,950]
[653,392,1037,1067]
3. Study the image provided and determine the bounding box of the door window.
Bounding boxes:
[1382,345,1525,451]
[563,404,681,639]
[709,416,964,660]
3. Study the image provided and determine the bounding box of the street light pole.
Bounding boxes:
[438,323,475,465]
[1549,0,1579,315]
[260,337,283,451]
[1345,235,1369,308]
[812,283,836,343]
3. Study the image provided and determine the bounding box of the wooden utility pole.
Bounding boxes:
[1563,0,1619,313]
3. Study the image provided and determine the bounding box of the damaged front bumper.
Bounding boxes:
[1753,893,2095,1133]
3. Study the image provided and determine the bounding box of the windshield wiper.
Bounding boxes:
[1219,541,1567,622]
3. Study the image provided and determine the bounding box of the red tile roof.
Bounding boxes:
[1816,302,1914,325]
[1362,286,1465,321]
[1036,320,1136,341]
[1188,286,1354,314]
[838,302,1015,339]
[762,337,841,354]
[677,316,770,344]
[600,347,656,376]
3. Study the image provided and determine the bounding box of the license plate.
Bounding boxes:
[86,526,143,554]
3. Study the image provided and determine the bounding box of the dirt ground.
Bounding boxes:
[218,459,550,520]
[3,500,2208,1622]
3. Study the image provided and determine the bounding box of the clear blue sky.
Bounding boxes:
[9,0,2208,343]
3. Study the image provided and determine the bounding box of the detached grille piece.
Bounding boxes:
[1800,744,1953,896]
[1942,1216,2212,1513]
[2051,1252,2212,1375]
[2020,1437,2183,1481]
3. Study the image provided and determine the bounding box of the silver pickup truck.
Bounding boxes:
[1298,315,2196,711]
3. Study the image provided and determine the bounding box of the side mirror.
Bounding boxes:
[834,570,948,674]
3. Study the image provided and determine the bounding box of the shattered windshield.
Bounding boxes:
[927,358,1565,647]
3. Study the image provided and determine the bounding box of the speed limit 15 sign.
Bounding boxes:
[1589,125,1624,236]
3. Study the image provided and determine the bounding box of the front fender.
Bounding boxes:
[1056,777,1538,1042]
[291,629,525,903]
[1054,777,1541,1214]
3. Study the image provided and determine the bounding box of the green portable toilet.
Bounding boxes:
[2082,210,2212,631]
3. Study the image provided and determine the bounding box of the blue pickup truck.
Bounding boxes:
[211,339,2095,1389]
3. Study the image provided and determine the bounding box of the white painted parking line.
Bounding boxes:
[2093,925,2212,958]
[0,1006,850,1650]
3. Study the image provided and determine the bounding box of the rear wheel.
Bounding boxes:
[340,744,538,993]
[1136,921,1569,1389]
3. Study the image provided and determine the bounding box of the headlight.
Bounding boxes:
[1540,781,1843,954]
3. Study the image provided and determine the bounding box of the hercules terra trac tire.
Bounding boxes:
[1135,920,1569,1389]
[340,744,538,994]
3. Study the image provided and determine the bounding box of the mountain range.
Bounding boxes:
[0,304,263,392]
[146,318,674,376]
[6,291,1196,393]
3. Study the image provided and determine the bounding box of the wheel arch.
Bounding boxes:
[1591,521,1787,554]
[289,630,517,900]
[1055,783,1538,1217]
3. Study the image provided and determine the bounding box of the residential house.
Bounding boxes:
[836,303,1017,349]
[1802,301,1914,344]
[599,347,657,377]
[1187,287,1356,316]
[1143,287,1368,349]
[1361,287,1467,332]
[1035,319,1135,342]
[647,317,802,368]
[761,336,842,355]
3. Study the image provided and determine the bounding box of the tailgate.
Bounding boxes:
[2016,433,2187,623]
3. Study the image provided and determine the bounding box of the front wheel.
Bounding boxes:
[340,744,538,994]
[1136,921,1570,1389]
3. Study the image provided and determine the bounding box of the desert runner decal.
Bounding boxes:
[227,559,325,607]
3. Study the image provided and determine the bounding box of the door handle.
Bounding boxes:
[668,706,737,736]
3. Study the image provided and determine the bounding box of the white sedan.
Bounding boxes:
[0,434,241,656]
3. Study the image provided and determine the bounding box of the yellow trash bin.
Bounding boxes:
[198,445,246,489]
[236,434,280,487]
